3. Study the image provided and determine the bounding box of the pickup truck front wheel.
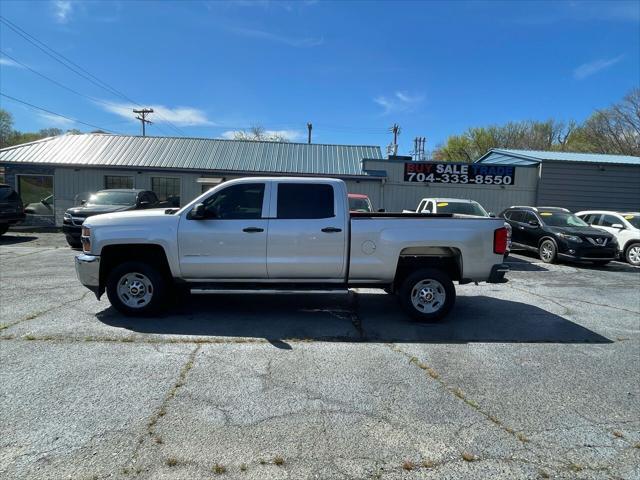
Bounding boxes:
[106,261,167,315]
[399,268,455,322]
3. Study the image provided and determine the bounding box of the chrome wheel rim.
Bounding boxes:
[117,272,153,308]
[540,242,554,262]
[411,279,446,313]
[629,246,640,265]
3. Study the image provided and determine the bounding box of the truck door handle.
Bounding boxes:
[321,227,342,233]
[242,227,264,233]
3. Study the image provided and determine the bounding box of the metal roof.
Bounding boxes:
[0,134,383,177]
[475,148,640,166]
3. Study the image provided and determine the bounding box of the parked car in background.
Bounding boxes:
[576,210,640,266]
[24,194,54,216]
[501,206,617,265]
[63,189,159,248]
[0,184,25,236]
[75,177,510,321]
[410,198,493,217]
[348,193,373,213]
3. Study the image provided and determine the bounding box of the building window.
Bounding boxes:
[151,177,181,207]
[104,175,133,189]
[18,175,54,221]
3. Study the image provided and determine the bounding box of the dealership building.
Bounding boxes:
[0,133,638,226]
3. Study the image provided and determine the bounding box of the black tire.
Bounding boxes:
[538,239,557,264]
[106,261,167,315]
[66,238,82,249]
[0,224,8,236]
[399,268,456,322]
[592,260,610,267]
[625,242,640,266]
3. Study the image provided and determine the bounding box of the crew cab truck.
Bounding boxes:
[75,177,509,321]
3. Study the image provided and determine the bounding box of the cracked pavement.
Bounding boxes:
[1,232,639,479]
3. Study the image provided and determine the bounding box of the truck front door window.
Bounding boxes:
[202,183,265,219]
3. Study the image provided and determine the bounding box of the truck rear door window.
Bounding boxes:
[277,183,334,219]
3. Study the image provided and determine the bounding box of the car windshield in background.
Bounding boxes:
[623,214,640,229]
[437,202,487,216]
[87,192,137,206]
[539,212,588,227]
[349,198,372,212]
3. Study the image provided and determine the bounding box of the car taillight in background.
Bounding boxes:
[494,227,508,255]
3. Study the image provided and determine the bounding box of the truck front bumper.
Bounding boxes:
[75,254,101,297]
[487,263,509,283]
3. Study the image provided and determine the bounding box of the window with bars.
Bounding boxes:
[104,175,133,189]
[151,177,181,206]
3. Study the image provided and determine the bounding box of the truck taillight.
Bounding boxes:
[494,227,508,255]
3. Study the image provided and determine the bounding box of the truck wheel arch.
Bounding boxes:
[98,244,172,298]
[392,247,462,292]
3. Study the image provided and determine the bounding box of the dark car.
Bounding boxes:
[0,184,26,236]
[63,189,159,248]
[500,206,617,265]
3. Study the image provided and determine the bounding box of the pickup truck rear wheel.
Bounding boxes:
[399,268,455,322]
[106,261,167,315]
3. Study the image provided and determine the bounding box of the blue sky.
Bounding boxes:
[0,0,638,155]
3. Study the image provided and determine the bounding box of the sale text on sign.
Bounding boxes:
[404,162,516,185]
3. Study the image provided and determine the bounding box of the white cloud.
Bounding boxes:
[0,57,23,68]
[53,1,73,24]
[374,91,425,115]
[221,129,303,141]
[38,112,74,127]
[99,101,214,126]
[573,54,625,80]
[230,26,323,47]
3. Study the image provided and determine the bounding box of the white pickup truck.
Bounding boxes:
[75,177,509,321]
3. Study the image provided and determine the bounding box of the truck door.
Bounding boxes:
[177,182,269,279]
[267,182,347,280]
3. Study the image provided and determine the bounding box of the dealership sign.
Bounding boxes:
[404,162,516,185]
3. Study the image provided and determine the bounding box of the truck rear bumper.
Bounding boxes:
[75,254,101,297]
[487,263,509,283]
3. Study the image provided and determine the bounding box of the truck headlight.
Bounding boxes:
[557,233,582,243]
[81,226,91,253]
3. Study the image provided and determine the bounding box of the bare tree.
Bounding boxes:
[231,125,290,142]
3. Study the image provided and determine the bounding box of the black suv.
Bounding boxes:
[63,189,159,248]
[0,184,25,236]
[500,206,617,265]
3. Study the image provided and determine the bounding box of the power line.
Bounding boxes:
[0,93,121,134]
[0,15,186,137]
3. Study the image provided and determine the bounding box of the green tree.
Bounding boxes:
[0,109,14,149]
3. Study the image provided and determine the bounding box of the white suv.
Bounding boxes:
[576,211,640,266]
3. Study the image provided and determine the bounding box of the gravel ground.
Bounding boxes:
[1,232,639,479]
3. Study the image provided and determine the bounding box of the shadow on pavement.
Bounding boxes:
[97,292,611,345]
[512,249,638,273]
[0,234,39,245]
[504,254,548,272]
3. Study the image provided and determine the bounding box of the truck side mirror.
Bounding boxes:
[528,220,539,227]
[611,223,625,229]
[81,199,86,205]
[489,212,496,218]
[139,200,151,208]
[188,203,207,220]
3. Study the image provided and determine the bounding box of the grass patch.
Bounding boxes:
[273,456,285,466]
[259,459,267,465]
[516,432,530,443]
[240,463,248,472]
[421,459,434,468]
[24,334,37,340]
[569,463,583,472]
[212,464,227,474]
[538,469,550,478]
[613,430,624,438]
[154,436,163,444]
[401,460,415,471]
[461,452,476,462]
[166,457,179,467]
[634,442,640,449]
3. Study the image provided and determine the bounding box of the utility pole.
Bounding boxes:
[386,123,400,157]
[133,108,154,137]
[307,122,313,144]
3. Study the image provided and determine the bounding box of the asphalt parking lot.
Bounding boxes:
[1,232,639,480]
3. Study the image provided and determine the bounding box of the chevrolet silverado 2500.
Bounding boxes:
[75,177,509,321]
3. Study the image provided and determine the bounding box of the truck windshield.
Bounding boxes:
[437,202,488,216]
[349,197,372,212]
[87,191,137,206]
[539,212,588,227]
